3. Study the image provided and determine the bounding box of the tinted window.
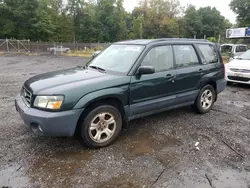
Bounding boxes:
[221,45,233,54]
[236,45,248,53]
[141,46,174,72]
[198,44,218,64]
[173,45,199,68]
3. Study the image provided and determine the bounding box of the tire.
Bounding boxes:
[195,85,216,114]
[80,105,122,148]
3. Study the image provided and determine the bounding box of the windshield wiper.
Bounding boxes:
[89,65,106,72]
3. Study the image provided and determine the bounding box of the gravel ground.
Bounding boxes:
[0,54,250,188]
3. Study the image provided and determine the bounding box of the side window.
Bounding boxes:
[197,44,218,64]
[173,45,199,68]
[141,46,174,72]
[236,45,248,53]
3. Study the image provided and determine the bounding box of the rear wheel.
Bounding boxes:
[195,85,216,114]
[80,105,122,148]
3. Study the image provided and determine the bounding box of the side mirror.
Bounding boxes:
[138,66,155,75]
[92,50,101,58]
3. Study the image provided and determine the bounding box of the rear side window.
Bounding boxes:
[236,45,248,53]
[173,45,199,68]
[197,44,218,64]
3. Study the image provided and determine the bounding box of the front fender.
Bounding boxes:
[73,87,129,109]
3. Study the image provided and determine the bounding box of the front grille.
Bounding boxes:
[230,68,250,73]
[228,76,250,82]
[22,87,32,106]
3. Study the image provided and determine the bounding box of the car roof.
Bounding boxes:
[115,38,210,45]
[221,44,247,47]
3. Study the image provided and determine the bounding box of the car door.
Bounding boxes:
[129,45,178,117]
[172,44,204,104]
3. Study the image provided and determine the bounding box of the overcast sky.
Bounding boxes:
[123,0,236,23]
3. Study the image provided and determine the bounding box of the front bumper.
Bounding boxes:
[225,70,250,85]
[15,96,84,136]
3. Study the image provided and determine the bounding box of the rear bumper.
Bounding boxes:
[216,79,227,93]
[15,96,84,137]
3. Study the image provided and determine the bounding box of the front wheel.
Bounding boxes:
[80,105,122,148]
[195,85,216,114]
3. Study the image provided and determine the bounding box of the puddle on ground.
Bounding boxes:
[96,174,143,188]
[0,166,29,187]
[27,150,93,187]
[117,130,182,159]
[50,150,93,161]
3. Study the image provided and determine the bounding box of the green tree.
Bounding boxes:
[183,5,202,38]
[33,0,73,42]
[114,0,129,41]
[230,0,250,26]
[0,0,38,39]
[183,5,230,39]
[133,0,181,39]
[76,0,100,42]
[67,0,85,42]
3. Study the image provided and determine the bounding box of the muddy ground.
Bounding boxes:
[0,55,250,188]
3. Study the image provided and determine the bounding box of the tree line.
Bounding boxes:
[0,0,247,43]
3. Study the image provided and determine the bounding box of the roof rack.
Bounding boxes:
[150,38,209,43]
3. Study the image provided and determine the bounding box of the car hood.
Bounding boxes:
[228,59,250,69]
[24,67,111,94]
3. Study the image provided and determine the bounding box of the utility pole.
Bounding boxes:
[6,38,9,52]
[140,21,142,39]
[140,14,144,39]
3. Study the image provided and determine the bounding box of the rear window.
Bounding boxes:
[221,45,233,54]
[235,45,248,53]
[197,44,218,64]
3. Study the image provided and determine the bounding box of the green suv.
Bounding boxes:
[15,39,227,148]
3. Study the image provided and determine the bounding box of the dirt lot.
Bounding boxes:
[0,55,250,188]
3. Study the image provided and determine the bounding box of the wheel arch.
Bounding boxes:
[74,96,128,137]
[200,79,218,101]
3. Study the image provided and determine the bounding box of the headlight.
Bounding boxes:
[34,96,64,110]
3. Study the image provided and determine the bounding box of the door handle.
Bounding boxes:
[165,74,175,79]
[198,68,203,72]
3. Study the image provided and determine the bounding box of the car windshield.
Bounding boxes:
[88,44,144,73]
[238,50,250,60]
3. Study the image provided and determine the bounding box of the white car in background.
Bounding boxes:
[225,50,250,85]
[221,44,248,59]
[47,46,70,53]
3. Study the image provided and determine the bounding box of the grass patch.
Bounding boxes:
[65,49,96,57]
[0,52,5,56]
[65,46,104,57]
[19,52,39,56]
[65,51,93,57]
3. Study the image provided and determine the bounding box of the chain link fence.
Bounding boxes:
[0,39,110,54]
